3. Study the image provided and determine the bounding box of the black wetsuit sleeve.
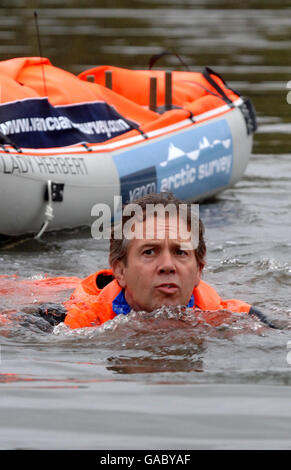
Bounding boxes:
[35,303,67,326]
[249,306,278,329]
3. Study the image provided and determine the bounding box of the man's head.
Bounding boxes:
[109,192,206,312]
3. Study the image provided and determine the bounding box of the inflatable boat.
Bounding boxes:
[0,57,256,237]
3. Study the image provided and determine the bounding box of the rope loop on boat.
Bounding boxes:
[35,180,54,239]
[148,51,190,71]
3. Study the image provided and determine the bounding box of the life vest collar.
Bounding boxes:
[112,290,131,315]
[112,290,195,315]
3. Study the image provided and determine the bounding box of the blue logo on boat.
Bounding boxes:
[120,166,157,203]
[113,119,233,200]
[0,98,133,148]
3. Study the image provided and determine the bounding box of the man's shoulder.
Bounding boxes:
[82,269,114,295]
[194,279,222,310]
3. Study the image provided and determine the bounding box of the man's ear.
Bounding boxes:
[112,259,126,288]
[194,265,202,288]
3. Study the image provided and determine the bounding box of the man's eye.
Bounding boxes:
[176,249,187,256]
[143,248,155,255]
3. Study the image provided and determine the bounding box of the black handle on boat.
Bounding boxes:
[165,71,172,110]
[86,75,95,83]
[0,130,22,153]
[105,70,113,89]
[149,77,157,112]
[148,51,190,71]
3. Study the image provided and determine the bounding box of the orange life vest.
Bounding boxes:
[64,269,251,329]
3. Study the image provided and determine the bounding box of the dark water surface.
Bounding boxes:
[0,0,291,450]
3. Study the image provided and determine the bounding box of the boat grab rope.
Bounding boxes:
[34,179,54,239]
[148,51,190,71]
[202,67,238,108]
[0,129,22,153]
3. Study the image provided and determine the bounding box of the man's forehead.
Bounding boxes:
[139,213,188,234]
[124,214,197,250]
[136,238,195,252]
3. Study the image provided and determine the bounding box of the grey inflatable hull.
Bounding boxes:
[0,97,254,236]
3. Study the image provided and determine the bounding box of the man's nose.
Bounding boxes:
[158,250,176,274]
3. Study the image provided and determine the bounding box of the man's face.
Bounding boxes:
[112,214,201,312]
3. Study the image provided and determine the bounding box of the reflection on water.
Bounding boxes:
[1,299,285,378]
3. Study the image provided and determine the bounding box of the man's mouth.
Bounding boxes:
[155,283,179,295]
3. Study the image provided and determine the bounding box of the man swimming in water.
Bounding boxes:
[34,192,274,329]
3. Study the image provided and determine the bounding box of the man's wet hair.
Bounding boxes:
[109,192,206,271]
